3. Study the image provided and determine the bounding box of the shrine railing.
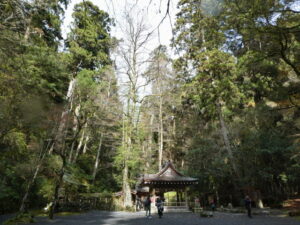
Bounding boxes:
[163,201,188,207]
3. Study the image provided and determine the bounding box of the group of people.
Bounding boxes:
[138,195,253,219]
[198,195,253,218]
[139,196,164,219]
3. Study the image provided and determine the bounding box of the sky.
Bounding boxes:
[62,0,300,50]
[62,0,179,48]
[62,0,180,99]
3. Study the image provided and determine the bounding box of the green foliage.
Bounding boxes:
[64,163,92,187]
[0,0,71,214]
[114,141,143,186]
[3,130,27,153]
[173,0,300,206]
[66,1,113,70]
[37,178,55,201]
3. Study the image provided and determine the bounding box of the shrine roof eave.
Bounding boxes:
[143,177,198,182]
[140,178,199,186]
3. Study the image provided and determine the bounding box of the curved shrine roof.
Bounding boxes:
[141,161,198,184]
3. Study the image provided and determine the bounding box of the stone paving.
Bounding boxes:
[2,210,297,225]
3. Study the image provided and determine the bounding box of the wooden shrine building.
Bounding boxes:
[136,161,198,210]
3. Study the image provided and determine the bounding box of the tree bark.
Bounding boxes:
[122,111,133,207]
[217,103,240,180]
[158,93,163,171]
[82,135,89,154]
[147,114,154,171]
[92,133,103,184]
[49,76,77,219]
[19,141,50,213]
[72,127,86,163]
[123,162,132,207]
[68,141,75,163]
[279,36,300,77]
[49,157,66,219]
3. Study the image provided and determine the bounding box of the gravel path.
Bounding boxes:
[6,211,296,225]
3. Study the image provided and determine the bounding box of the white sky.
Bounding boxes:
[62,0,300,50]
[62,0,179,48]
[62,0,179,100]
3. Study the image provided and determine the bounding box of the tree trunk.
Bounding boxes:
[20,164,41,213]
[68,104,81,162]
[68,141,75,163]
[173,117,176,137]
[279,38,300,77]
[49,77,76,219]
[146,114,154,170]
[158,94,163,171]
[92,133,103,184]
[24,12,33,42]
[123,162,132,207]
[49,157,66,219]
[122,110,133,207]
[82,135,89,154]
[19,140,51,213]
[72,128,85,163]
[217,103,240,180]
[53,78,77,151]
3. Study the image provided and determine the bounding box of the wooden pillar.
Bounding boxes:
[185,187,188,207]
[149,186,153,197]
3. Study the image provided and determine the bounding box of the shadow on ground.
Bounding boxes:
[2,211,299,225]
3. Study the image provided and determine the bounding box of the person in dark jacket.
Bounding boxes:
[136,196,142,211]
[155,197,164,218]
[144,196,151,218]
[210,200,216,212]
[244,195,252,218]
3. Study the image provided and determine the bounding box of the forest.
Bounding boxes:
[0,0,300,220]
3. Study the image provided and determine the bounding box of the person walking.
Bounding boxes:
[155,197,164,218]
[210,199,216,212]
[244,195,252,218]
[144,196,151,218]
[136,196,142,211]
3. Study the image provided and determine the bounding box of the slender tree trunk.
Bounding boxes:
[82,135,89,154]
[72,122,88,163]
[49,157,66,219]
[122,110,132,207]
[19,135,54,213]
[49,77,76,219]
[173,117,176,137]
[72,127,86,163]
[24,12,33,42]
[24,24,31,41]
[68,141,75,163]
[48,143,54,154]
[123,162,132,207]
[92,133,103,184]
[19,143,49,213]
[279,38,300,77]
[217,103,240,180]
[68,104,81,161]
[216,190,220,206]
[147,113,154,170]
[53,79,76,150]
[158,94,163,171]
